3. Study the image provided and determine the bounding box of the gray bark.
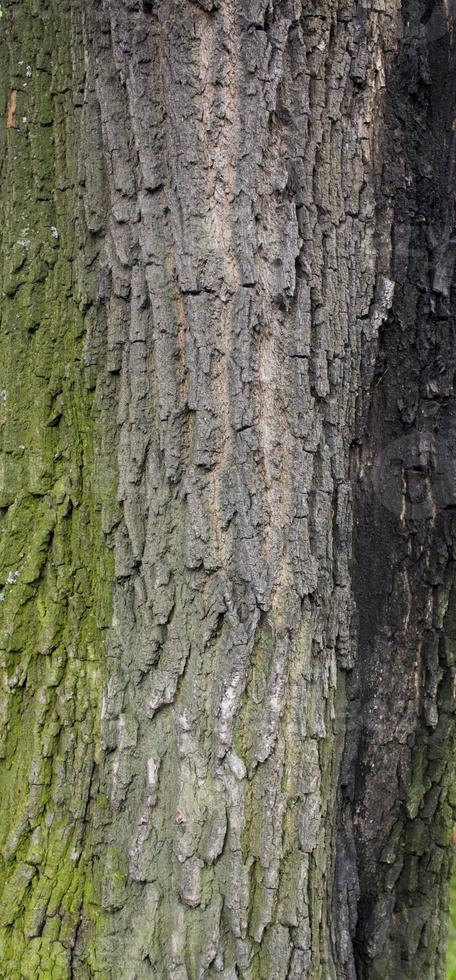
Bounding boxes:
[0,1,455,978]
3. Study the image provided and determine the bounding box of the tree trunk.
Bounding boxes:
[0,1,455,977]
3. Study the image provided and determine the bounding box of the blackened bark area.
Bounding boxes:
[339,3,456,978]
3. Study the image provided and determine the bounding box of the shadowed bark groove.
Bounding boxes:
[0,1,455,978]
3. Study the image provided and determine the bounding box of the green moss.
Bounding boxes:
[448,869,456,978]
[0,1,114,973]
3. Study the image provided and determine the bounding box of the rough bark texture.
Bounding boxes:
[0,1,455,978]
[0,2,114,976]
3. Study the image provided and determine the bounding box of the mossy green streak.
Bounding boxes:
[0,2,113,975]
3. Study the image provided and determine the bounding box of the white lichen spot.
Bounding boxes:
[7,668,21,689]
[0,594,5,602]
[147,757,160,787]
[0,389,7,402]
[227,751,247,781]
[21,117,27,124]
[51,226,59,239]
[6,570,20,585]
[26,65,32,78]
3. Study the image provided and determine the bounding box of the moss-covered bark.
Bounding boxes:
[0,3,113,976]
[0,1,455,978]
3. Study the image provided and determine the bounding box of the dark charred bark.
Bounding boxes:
[0,1,455,978]
[336,6,456,978]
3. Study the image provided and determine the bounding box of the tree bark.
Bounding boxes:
[0,1,455,978]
